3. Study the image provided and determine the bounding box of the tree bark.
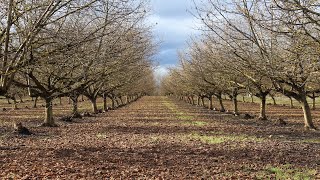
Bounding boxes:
[19,96,23,103]
[311,93,316,110]
[197,96,200,106]
[120,97,124,105]
[258,94,267,120]
[209,96,213,110]
[7,98,11,104]
[289,97,294,108]
[71,95,80,117]
[115,98,120,107]
[201,97,205,107]
[13,99,18,109]
[111,97,116,109]
[233,96,239,115]
[218,97,225,112]
[300,94,316,130]
[33,96,38,108]
[42,98,55,127]
[125,96,128,104]
[191,96,195,105]
[271,95,276,105]
[103,94,108,111]
[90,97,98,113]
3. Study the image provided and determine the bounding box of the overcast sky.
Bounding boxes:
[148,0,200,79]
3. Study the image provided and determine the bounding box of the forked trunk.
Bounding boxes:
[43,98,55,127]
[300,94,316,130]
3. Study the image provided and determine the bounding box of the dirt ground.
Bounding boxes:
[0,96,319,179]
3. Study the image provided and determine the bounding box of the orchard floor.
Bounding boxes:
[0,96,319,179]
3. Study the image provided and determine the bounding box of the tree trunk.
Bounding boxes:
[33,96,38,108]
[251,96,254,103]
[7,98,11,104]
[120,97,124,105]
[59,97,62,105]
[111,97,116,109]
[13,99,18,109]
[233,96,239,115]
[43,98,55,127]
[300,94,316,130]
[218,97,225,112]
[289,97,293,108]
[188,96,192,104]
[90,97,98,113]
[13,100,17,109]
[125,96,128,104]
[103,94,108,111]
[192,96,195,105]
[201,97,205,107]
[271,95,276,105]
[259,95,267,120]
[71,95,80,117]
[242,96,245,102]
[209,96,213,110]
[19,96,23,103]
[115,98,120,107]
[312,93,316,110]
[197,96,200,106]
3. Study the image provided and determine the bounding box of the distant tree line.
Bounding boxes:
[0,0,156,126]
[161,0,320,130]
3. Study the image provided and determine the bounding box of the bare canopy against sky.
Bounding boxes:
[149,0,199,79]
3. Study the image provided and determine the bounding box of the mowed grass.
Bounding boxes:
[188,132,265,144]
[163,100,207,126]
[258,164,317,180]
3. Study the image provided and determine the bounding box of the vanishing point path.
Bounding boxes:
[1,96,319,179]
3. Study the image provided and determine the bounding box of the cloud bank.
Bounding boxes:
[148,0,200,78]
